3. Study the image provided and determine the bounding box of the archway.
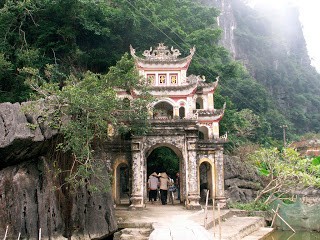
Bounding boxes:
[153,101,174,119]
[146,146,181,203]
[198,126,209,140]
[147,146,179,180]
[113,161,130,205]
[196,97,203,109]
[199,160,214,203]
[179,106,185,119]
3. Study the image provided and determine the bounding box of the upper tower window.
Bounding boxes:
[159,74,166,84]
[198,126,209,140]
[196,97,204,109]
[147,74,155,85]
[170,74,178,84]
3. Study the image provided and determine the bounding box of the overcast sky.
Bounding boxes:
[247,0,320,72]
[298,0,320,72]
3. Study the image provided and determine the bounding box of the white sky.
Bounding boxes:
[247,0,320,72]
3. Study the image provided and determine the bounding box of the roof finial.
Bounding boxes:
[130,45,136,57]
[190,46,196,56]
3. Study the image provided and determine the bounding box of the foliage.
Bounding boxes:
[23,53,152,191]
[229,199,269,211]
[248,147,320,204]
[233,109,261,139]
[147,147,179,178]
[0,0,136,101]
[1,0,320,148]
[298,132,320,141]
[232,0,320,138]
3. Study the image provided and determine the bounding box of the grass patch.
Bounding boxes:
[229,200,269,211]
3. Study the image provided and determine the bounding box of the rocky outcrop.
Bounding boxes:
[0,101,58,168]
[0,157,117,239]
[293,187,320,205]
[224,155,320,205]
[0,102,117,239]
[224,155,262,203]
[212,0,237,58]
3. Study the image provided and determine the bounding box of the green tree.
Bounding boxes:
[23,53,152,190]
[234,109,261,139]
[249,147,320,204]
[147,147,179,178]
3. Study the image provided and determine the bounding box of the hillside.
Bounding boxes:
[210,0,320,139]
[0,0,319,145]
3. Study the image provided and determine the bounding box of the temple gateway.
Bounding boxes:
[108,43,227,210]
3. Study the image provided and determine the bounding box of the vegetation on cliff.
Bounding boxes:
[249,147,320,204]
[1,0,320,164]
[1,0,319,148]
[231,0,320,138]
[22,53,152,190]
[0,0,275,146]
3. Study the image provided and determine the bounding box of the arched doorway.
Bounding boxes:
[147,146,179,181]
[179,106,185,119]
[199,160,215,203]
[146,146,181,203]
[198,126,209,140]
[153,101,174,119]
[196,97,204,109]
[114,161,130,205]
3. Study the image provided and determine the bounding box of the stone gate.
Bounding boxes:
[108,43,228,209]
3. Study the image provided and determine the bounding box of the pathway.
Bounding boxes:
[115,201,274,240]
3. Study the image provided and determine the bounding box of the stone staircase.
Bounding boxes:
[114,204,274,240]
[203,209,274,240]
[208,215,270,239]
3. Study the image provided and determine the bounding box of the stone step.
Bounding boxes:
[114,233,149,240]
[241,227,274,240]
[120,228,153,235]
[208,216,266,240]
[149,222,213,240]
[113,228,152,240]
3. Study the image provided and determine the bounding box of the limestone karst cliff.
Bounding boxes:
[0,102,117,239]
[202,0,320,136]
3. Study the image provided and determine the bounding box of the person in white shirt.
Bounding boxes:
[159,172,170,205]
[148,172,159,202]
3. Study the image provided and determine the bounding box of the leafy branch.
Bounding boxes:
[248,147,320,204]
[23,53,152,192]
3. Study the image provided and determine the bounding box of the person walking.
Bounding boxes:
[168,175,176,205]
[148,172,159,202]
[159,172,169,205]
[175,172,180,200]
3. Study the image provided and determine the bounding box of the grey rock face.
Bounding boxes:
[0,158,117,239]
[224,155,262,203]
[0,102,58,168]
[0,102,117,239]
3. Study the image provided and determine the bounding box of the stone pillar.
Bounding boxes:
[173,107,179,118]
[207,93,214,110]
[129,137,145,210]
[186,141,201,210]
[214,147,227,208]
[211,122,219,139]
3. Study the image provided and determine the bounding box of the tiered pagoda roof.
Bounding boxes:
[130,43,195,68]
